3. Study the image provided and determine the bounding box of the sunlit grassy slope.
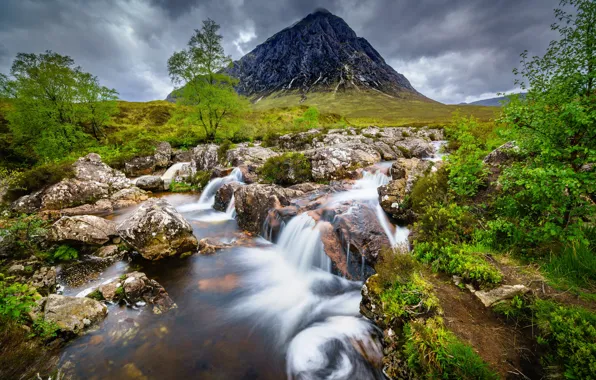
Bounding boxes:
[252,90,498,126]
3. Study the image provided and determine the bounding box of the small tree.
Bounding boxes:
[492,0,596,248]
[0,51,119,161]
[167,19,248,141]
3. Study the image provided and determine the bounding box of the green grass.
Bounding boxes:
[543,234,596,292]
[404,316,499,380]
[253,90,497,127]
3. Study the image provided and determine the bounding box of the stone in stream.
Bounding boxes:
[43,294,108,335]
[135,175,164,192]
[305,144,380,180]
[95,271,177,314]
[49,215,118,246]
[110,187,149,209]
[225,146,279,168]
[124,142,173,176]
[117,198,198,260]
[234,184,304,234]
[190,144,220,172]
[213,182,242,212]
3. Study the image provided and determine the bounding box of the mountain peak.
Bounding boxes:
[225,10,426,102]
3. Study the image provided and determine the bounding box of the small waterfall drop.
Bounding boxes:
[225,194,236,219]
[177,167,243,213]
[276,213,331,273]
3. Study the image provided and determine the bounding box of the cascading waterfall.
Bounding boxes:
[225,194,236,219]
[276,213,331,273]
[177,167,243,213]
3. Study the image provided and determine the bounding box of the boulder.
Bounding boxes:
[49,215,117,246]
[117,199,198,260]
[474,285,530,307]
[190,144,220,172]
[95,245,121,259]
[172,149,192,163]
[235,184,304,234]
[135,176,164,192]
[226,146,279,168]
[59,199,114,216]
[44,294,107,334]
[378,179,407,218]
[394,138,433,158]
[213,182,242,212]
[96,272,177,314]
[110,187,149,209]
[153,142,173,168]
[73,153,131,191]
[483,141,519,165]
[391,158,432,192]
[124,142,173,176]
[41,179,109,210]
[306,144,380,180]
[11,190,43,214]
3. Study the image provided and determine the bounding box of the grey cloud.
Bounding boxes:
[0,0,563,103]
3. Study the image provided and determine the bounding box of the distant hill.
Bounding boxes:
[461,93,527,107]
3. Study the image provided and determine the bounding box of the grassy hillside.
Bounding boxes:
[252,90,497,126]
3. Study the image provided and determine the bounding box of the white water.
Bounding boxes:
[426,140,447,162]
[177,167,243,213]
[276,213,331,273]
[225,194,237,219]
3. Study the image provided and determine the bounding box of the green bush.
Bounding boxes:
[6,162,74,200]
[533,300,596,379]
[0,281,38,321]
[380,271,439,319]
[31,318,59,340]
[413,203,476,245]
[169,181,195,193]
[190,170,211,190]
[413,243,502,288]
[404,316,498,379]
[259,152,312,186]
[409,167,450,214]
[0,214,48,256]
[52,245,79,262]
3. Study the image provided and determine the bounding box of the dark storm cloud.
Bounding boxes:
[0,0,562,103]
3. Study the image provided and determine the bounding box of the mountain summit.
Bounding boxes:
[226,9,426,101]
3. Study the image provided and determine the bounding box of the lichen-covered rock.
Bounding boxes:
[172,149,192,163]
[190,144,220,172]
[28,266,57,295]
[378,179,407,220]
[153,142,173,168]
[483,141,519,165]
[394,138,433,158]
[124,142,173,176]
[306,144,380,180]
[213,182,242,212]
[135,176,164,192]
[110,187,149,209]
[49,215,117,246]
[117,199,198,260]
[226,146,279,168]
[44,294,107,335]
[391,158,433,191]
[11,190,43,214]
[41,179,110,210]
[60,199,114,216]
[74,153,131,191]
[96,271,176,314]
[235,184,304,234]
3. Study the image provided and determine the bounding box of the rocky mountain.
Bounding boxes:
[226,9,426,102]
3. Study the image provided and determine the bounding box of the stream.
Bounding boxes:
[57,143,446,379]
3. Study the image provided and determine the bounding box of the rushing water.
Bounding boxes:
[57,148,447,378]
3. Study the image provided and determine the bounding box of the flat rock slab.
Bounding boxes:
[44,294,107,334]
[474,284,530,307]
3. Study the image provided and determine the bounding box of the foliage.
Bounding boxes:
[445,117,490,197]
[217,139,236,163]
[87,289,104,301]
[168,19,249,141]
[0,51,118,161]
[543,227,596,291]
[52,245,79,262]
[380,271,439,319]
[492,295,530,322]
[533,299,596,379]
[31,318,59,340]
[189,170,212,190]
[5,161,74,200]
[413,243,503,288]
[0,280,39,321]
[413,202,476,246]
[490,0,596,251]
[259,152,313,185]
[0,214,48,256]
[409,166,450,214]
[169,180,196,193]
[404,317,499,379]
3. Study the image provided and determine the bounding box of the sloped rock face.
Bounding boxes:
[49,215,118,246]
[483,141,519,165]
[41,179,110,210]
[306,144,380,180]
[117,199,198,260]
[135,175,164,192]
[235,184,304,234]
[190,144,220,172]
[224,9,424,100]
[226,146,279,168]
[213,182,242,212]
[110,187,149,209]
[124,142,173,176]
[44,294,107,335]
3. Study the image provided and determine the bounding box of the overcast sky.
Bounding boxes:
[0,0,562,104]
